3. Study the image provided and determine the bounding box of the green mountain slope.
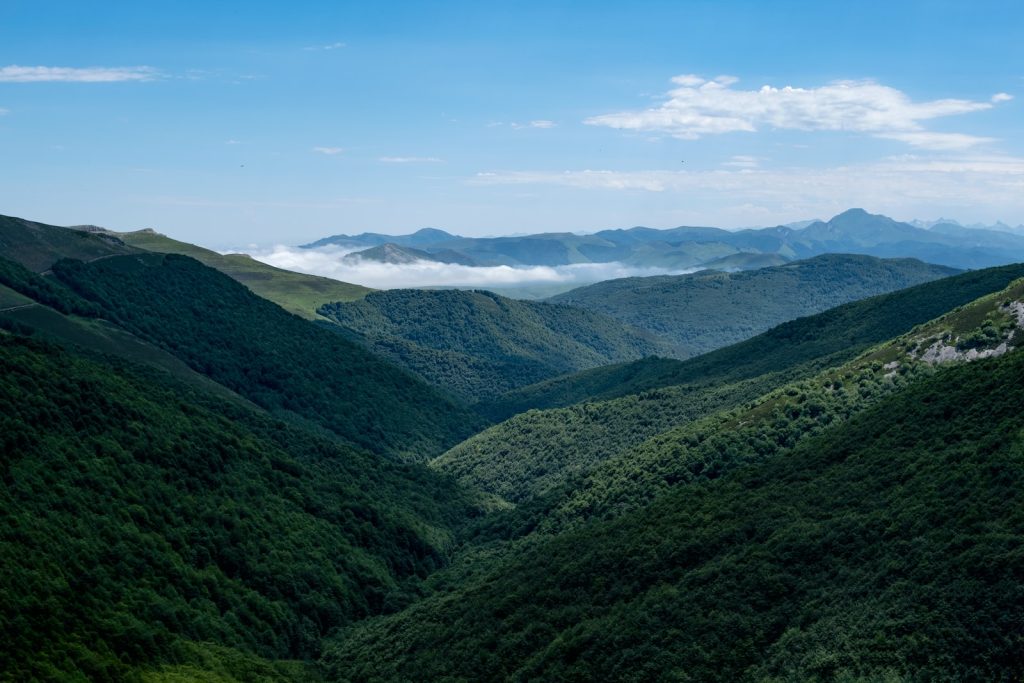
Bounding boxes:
[0,332,481,681]
[0,214,139,272]
[483,263,1024,420]
[450,276,1024,527]
[116,229,372,319]
[1,254,259,407]
[325,322,1024,681]
[0,283,32,309]
[50,253,483,461]
[548,254,958,357]
[318,289,672,401]
[435,375,773,504]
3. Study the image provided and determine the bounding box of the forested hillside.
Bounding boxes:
[548,254,958,356]
[484,263,1024,419]
[50,253,482,460]
[326,306,1024,681]
[318,289,672,401]
[5,208,1024,682]
[0,333,482,681]
[443,277,1024,526]
[0,214,138,272]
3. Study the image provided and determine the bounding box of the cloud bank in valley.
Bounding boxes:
[245,245,691,290]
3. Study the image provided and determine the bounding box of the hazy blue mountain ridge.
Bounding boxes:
[301,208,1024,271]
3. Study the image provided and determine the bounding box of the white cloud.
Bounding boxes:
[225,139,243,145]
[304,42,346,51]
[312,146,344,155]
[992,92,1014,103]
[0,65,158,82]
[245,244,691,289]
[379,156,443,163]
[586,75,1005,148]
[0,107,7,115]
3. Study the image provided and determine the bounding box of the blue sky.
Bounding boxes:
[0,0,1021,246]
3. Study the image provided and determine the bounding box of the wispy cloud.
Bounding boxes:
[247,244,691,289]
[874,131,995,150]
[490,120,558,130]
[304,42,346,51]
[722,155,760,168]
[379,156,443,163]
[992,93,1014,103]
[0,65,158,82]
[0,107,8,115]
[312,146,344,155]
[586,75,1006,150]
[510,120,557,130]
[470,154,1024,224]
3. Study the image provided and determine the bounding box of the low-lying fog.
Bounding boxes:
[246,244,695,294]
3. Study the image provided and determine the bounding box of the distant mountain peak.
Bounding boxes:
[834,207,871,218]
[343,242,476,266]
[828,208,897,226]
[410,227,456,239]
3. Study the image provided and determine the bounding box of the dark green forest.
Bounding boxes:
[50,253,482,461]
[0,334,482,681]
[318,288,671,401]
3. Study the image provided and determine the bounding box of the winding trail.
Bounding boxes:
[0,303,37,314]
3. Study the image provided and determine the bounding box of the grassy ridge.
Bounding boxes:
[0,283,32,309]
[0,214,137,272]
[117,230,371,319]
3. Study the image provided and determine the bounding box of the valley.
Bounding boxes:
[3,211,1024,681]
[4,4,1022,679]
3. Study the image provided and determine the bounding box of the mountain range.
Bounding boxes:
[303,208,1024,271]
[318,255,956,400]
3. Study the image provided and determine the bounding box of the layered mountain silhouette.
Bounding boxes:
[303,208,1024,271]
